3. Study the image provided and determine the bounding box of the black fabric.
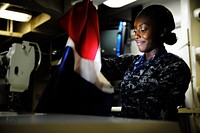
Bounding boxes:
[35,70,113,116]
[35,46,113,116]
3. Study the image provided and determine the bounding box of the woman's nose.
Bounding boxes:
[134,31,141,39]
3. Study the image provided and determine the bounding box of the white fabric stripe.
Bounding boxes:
[61,37,114,93]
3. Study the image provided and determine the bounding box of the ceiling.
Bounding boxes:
[0,0,155,52]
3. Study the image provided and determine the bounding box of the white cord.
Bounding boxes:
[22,41,42,71]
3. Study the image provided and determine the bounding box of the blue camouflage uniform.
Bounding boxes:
[101,48,191,121]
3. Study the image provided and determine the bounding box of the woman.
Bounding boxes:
[101,5,191,121]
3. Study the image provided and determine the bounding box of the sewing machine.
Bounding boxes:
[0,41,41,111]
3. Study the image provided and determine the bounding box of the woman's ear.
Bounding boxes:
[160,28,166,37]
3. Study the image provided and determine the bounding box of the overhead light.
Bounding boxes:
[103,0,137,8]
[0,3,10,10]
[0,10,32,22]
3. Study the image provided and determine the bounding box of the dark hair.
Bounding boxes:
[137,4,177,45]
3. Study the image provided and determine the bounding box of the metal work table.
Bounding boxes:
[0,112,182,133]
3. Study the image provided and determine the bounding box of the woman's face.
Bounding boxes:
[133,16,161,53]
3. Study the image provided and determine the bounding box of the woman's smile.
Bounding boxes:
[135,39,145,46]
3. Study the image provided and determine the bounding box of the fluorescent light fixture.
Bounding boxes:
[0,10,32,22]
[0,3,10,10]
[103,0,137,8]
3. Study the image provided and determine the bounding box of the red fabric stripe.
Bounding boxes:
[59,0,100,61]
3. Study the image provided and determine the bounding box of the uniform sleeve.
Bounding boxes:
[101,55,139,81]
[135,59,191,120]
[157,59,191,107]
